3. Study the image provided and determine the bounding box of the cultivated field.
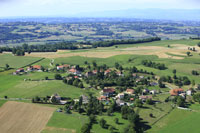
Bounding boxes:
[25,40,200,60]
[0,101,55,133]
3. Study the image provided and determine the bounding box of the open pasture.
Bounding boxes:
[0,53,42,68]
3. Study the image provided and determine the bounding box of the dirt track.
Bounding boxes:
[0,101,55,133]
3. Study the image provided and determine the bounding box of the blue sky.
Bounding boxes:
[0,0,200,17]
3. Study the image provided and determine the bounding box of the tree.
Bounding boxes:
[177,96,185,107]
[92,61,97,68]
[89,114,96,124]
[197,42,200,47]
[114,118,119,124]
[134,99,143,107]
[78,82,84,88]
[54,74,62,80]
[109,126,115,133]
[81,123,91,133]
[146,99,153,105]
[173,69,176,74]
[51,96,59,104]
[193,93,200,103]
[5,64,9,70]
[99,118,106,128]
[186,51,191,56]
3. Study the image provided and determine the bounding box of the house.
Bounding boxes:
[186,88,194,96]
[16,68,24,73]
[126,89,135,95]
[143,89,149,94]
[139,95,152,101]
[116,93,125,99]
[81,95,89,104]
[139,76,144,79]
[116,99,126,106]
[179,93,186,98]
[104,69,111,75]
[32,65,42,70]
[116,71,123,76]
[132,73,138,78]
[186,90,192,96]
[50,93,61,103]
[170,88,184,96]
[57,64,70,70]
[150,90,157,95]
[98,96,108,101]
[85,71,94,77]
[69,68,81,75]
[101,88,115,97]
[13,68,24,75]
[92,70,98,74]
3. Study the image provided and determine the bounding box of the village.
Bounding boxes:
[13,62,198,111]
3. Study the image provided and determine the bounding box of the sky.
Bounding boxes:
[0,0,200,17]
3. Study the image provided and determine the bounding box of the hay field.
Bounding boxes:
[25,43,200,59]
[0,101,55,133]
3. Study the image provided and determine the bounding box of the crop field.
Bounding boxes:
[25,40,199,59]
[0,101,55,133]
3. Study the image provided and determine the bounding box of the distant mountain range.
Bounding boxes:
[76,8,200,21]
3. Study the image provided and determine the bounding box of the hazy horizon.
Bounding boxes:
[0,0,200,17]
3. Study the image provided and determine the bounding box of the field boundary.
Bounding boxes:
[20,57,45,69]
[151,106,174,126]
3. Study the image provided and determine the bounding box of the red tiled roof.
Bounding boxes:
[98,96,107,101]
[103,88,115,93]
[126,89,135,94]
[139,95,152,99]
[69,68,77,73]
[33,65,41,70]
[170,88,184,96]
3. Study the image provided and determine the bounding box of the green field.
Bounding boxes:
[1,39,200,133]
[0,53,42,68]
[149,108,200,133]
[0,71,97,98]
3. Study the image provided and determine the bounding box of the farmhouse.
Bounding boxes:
[170,88,184,96]
[104,69,111,75]
[69,68,81,75]
[116,93,125,99]
[150,90,157,95]
[13,68,25,75]
[28,65,42,71]
[101,88,116,97]
[98,96,108,101]
[116,71,123,76]
[16,68,24,73]
[126,89,135,95]
[57,64,70,70]
[92,70,98,74]
[81,95,89,104]
[143,88,149,94]
[85,71,94,77]
[139,95,152,101]
[116,99,126,106]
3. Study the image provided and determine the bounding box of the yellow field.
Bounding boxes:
[0,101,55,133]
[25,44,200,59]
